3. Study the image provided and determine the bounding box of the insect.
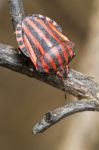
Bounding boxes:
[15,14,75,78]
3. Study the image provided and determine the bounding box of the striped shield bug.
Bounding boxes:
[15,14,76,79]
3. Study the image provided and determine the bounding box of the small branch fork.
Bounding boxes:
[0,0,98,133]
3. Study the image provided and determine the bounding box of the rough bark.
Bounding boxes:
[0,0,98,134]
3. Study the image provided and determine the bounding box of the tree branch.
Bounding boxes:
[0,0,97,134]
[1,44,99,100]
[1,43,99,134]
[9,0,25,30]
[33,99,99,134]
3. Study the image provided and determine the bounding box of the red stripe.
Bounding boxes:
[50,47,63,66]
[40,58,49,73]
[47,21,74,61]
[23,23,45,55]
[60,44,68,64]
[27,18,68,70]
[23,24,49,72]
[47,22,69,42]
[16,21,49,72]
[26,18,53,48]
[35,18,69,64]
[23,20,63,71]
[34,18,61,45]
[23,34,37,68]
[48,22,74,58]
[64,43,73,58]
[45,53,57,71]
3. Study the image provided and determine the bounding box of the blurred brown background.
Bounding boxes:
[0,0,99,150]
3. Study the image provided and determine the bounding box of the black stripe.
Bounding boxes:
[64,42,74,63]
[46,21,62,41]
[60,44,69,65]
[43,56,53,70]
[36,58,45,72]
[24,31,41,58]
[64,45,70,63]
[55,45,66,65]
[44,47,60,69]
[24,18,51,54]
[31,17,59,48]
[49,45,66,67]
[46,21,74,65]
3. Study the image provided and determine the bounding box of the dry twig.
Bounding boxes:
[33,100,99,134]
[0,0,99,134]
[1,43,99,133]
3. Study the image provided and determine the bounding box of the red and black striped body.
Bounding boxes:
[15,14,75,78]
